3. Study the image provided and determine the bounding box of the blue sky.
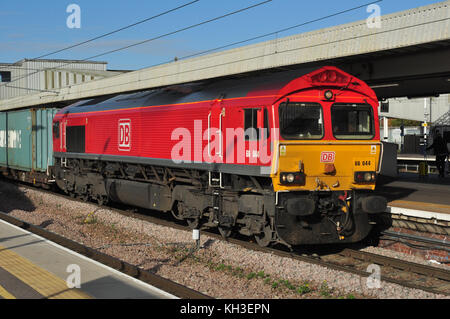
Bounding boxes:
[0,0,444,70]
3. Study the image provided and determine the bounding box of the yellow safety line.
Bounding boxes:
[0,284,16,299]
[0,245,92,299]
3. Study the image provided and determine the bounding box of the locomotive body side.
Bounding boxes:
[53,97,275,172]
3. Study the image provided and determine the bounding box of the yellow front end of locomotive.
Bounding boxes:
[272,141,382,192]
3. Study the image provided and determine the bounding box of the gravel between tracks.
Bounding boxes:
[0,180,448,299]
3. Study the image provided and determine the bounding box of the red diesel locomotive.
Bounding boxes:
[52,66,386,247]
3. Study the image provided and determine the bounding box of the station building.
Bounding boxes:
[379,95,450,153]
[0,59,128,100]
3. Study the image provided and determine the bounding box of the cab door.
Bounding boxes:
[207,103,225,163]
[243,108,260,165]
[243,107,272,167]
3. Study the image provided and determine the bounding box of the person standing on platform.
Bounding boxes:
[427,129,448,178]
[444,130,450,175]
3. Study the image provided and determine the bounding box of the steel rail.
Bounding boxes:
[226,241,450,296]
[339,248,450,280]
[380,230,450,252]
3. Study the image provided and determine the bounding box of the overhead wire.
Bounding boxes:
[112,14,450,97]
[67,0,397,97]
[3,0,375,87]
[82,0,273,62]
[5,0,401,98]
[170,0,384,64]
[0,0,201,72]
[2,84,59,94]
[0,0,272,90]
[65,6,450,100]
[3,0,380,86]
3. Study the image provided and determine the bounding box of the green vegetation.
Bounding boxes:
[246,272,257,280]
[257,271,266,278]
[297,282,311,295]
[83,211,98,224]
[208,260,318,296]
[320,280,331,297]
[215,263,226,271]
[204,260,360,298]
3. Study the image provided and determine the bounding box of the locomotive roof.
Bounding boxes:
[60,67,318,114]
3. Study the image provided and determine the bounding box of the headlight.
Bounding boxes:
[354,171,376,183]
[286,174,295,183]
[280,172,306,185]
[363,172,373,182]
[324,90,333,100]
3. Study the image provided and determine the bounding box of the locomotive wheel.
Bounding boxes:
[218,226,232,239]
[170,208,184,221]
[255,225,273,247]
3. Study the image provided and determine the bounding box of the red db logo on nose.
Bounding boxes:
[118,119,131,151]
[320,151,335,163]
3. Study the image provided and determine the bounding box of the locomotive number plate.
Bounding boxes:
[320,151,335,163]
[353,158,375,170]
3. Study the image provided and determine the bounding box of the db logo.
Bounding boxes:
[320,151,335,163]
[118,119,131,151]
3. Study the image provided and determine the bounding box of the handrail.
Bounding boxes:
[207,112,211,158]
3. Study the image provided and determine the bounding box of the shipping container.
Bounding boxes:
[0,108,58,173]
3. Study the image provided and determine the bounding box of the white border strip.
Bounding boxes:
[0,218,178,299]
[386,206,450,222]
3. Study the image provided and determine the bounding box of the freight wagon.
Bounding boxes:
[0,108,58,186]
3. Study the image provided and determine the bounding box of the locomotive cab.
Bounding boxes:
[271,67,387,245]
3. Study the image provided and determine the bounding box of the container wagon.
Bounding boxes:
[0,108,58,186]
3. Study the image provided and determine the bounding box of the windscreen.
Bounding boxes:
[279,102,323,140]
[331,103,374,139]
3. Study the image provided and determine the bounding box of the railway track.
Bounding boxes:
[380,229,450,252]
[224,240,450,296]
[320,248,450,296]
[2,179,450,297]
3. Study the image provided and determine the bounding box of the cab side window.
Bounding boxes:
[263,107,270,139]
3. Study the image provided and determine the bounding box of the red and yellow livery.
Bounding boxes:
[52,66,386,246]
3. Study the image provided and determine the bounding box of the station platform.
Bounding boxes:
[376,172,450,221]
[397,154,437,161]
[0,219,177,299]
